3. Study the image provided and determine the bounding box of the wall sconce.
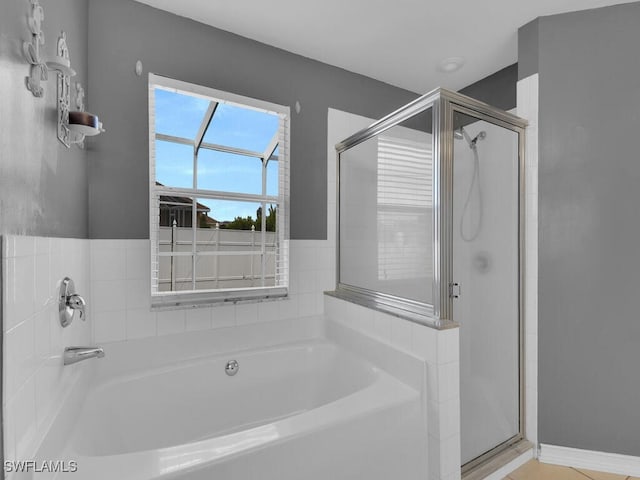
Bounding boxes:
[23,0,104,147]
[23,0,76,97]
[54,31,103,148]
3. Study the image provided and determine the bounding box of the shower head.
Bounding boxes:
[473,131,487,143]
[455,127,487,148]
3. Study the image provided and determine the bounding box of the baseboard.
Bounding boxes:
[539,444,640,477]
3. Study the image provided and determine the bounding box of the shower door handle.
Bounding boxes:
[449,282,461,299]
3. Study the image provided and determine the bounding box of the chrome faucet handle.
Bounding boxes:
[67,293,86,320]
[59,277,87,327]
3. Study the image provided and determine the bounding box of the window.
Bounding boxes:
[149,75,289,307]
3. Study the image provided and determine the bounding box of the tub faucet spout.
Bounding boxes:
[64,346,105,366]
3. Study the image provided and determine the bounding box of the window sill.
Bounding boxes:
[151,286,288,311]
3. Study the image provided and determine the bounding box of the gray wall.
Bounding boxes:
[86,0,418,240]
[517,19,539,81]
[460,63,517,112]
[520,2,640,456]
[0,0,89,237]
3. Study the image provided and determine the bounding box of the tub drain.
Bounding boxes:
[225,359,239,376]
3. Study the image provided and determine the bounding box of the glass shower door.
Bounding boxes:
[452,111,521,466]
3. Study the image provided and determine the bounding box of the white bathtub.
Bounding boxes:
[43,336,426,480]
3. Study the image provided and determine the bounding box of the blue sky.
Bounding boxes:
[154,88,279,222]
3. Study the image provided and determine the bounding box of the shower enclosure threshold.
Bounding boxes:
[462,439,534,480]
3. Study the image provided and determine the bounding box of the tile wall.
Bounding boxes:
[2,236,91,465]
[89,239,332,344]
[324,295,461,480]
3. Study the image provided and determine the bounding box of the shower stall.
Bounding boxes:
[334,88,527,470]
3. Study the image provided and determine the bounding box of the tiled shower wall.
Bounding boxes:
[2,236,91,463]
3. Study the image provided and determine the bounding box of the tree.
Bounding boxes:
[256,205,277,232]
[222,205,277,231]
[224,215,255,230]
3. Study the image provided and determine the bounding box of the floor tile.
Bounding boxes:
[508,461,589,480]
[575,468,628,480]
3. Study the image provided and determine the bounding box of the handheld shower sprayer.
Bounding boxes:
[454,127,486,149]
[455,127,487,242]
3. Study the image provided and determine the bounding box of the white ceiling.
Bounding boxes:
[134,0,634,93]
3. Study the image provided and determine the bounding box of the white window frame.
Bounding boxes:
[148,74,290,308]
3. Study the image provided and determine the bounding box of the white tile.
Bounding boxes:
[257,300,280,323]
[411,322,437,364]
[126,308,157,339]
[49,313,64,359]
[316,268,336,292]
[437,399,461,441]
[34,360,57,429]
[441,471,462,480]
[91,280,127,314]
[93,311,126,343]
[2,257,19,331]
[9,255,36,328]
[437,328,459,365]
[6,317,36,398]
[374,311,393,342]
[439,434,461,478]
[34,253,52,310]
[126,243,149,280]
[390,317,412,353]
[12,378,36,459]
[427,400,441,440]
[296,268,317,294]
[324,295,344,322]
[13,236,35,258]
[353,302,375,335]
[311,293,324,315]
[34,237,49,257]
[49,242,65,293]
[326,222,337,248]
[316,247,334,271]
[156,310,186,335]
[4,397,16,463]
[437,362,460,403]
[297,293,317,317]
[125,278,150,310]
[278,296,299,320]
[295,248,318,272]
[34,309,51,361]
[428,433,442,480]
[426,363,440,404]
[185,308,212,331]
[3,234,15,258]
[212,304,235,328]
[288,267,300,295]
[236,303,259,325]
[91,245,126,281]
